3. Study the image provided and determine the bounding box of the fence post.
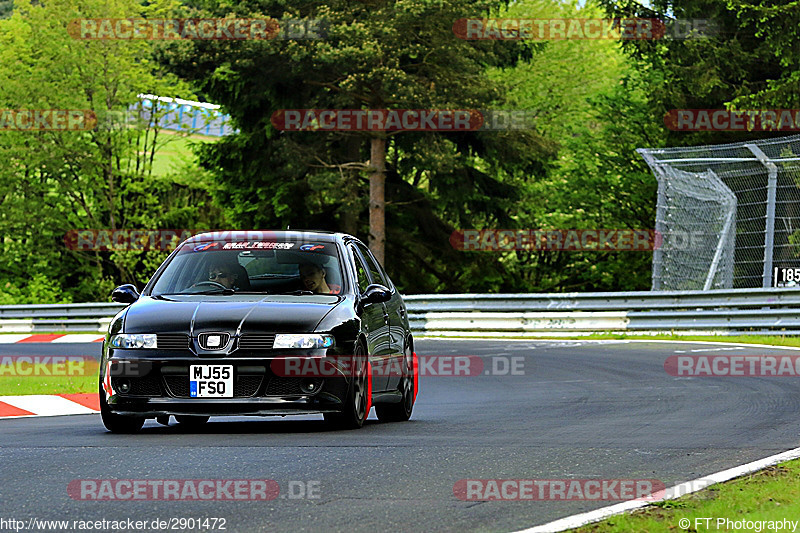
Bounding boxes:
[638,149,666,290]
[745,144,778,289]
[704,208,735,290]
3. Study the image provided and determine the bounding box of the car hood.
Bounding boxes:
[122,295,342,335]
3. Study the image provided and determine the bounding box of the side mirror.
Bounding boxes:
[362,284,391,304]
[111,284,140,304]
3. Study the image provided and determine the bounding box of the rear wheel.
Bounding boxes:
[324,343,369,429]
[376,347,415,422]
[99,384,145,434]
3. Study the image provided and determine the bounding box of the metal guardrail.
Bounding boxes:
[403,287,800,311]
[0,303,124,333]
[3,288,800,335]
[404,288,800,336]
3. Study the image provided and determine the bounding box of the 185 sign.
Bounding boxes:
[773,267,800,286]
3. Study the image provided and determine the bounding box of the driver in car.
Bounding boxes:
[205,262,245,290]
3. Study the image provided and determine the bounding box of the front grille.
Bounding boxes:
[264,377,322,396]
[163,375,190,397]
[234,375,264,397]
[163,374,265,398]
[113,376,162,397]
[238,334,276,350]
[157,334,190,350]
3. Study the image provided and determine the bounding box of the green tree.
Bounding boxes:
[479,0,659,291]
[596,0,800,288]
[160,0,554,292]
[725,0,800,109]
[0,0,220,302]
[0,1,12,19]
[599,0,796,143]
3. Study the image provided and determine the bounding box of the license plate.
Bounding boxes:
[189,365,233,398]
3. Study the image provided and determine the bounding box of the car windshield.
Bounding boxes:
[150,239,344,296]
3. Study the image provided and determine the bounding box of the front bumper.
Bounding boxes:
[102,353,352,418]
[109,398,345,418]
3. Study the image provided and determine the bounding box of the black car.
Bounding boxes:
[99,231,417,433]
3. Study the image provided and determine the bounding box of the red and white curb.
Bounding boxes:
[0,394,100,418]
[0,334,104,343]
[0,335,103,418]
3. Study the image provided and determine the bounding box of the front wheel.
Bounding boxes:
[99,384,145,434]
[324,344,370,430]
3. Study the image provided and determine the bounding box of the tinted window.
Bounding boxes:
[355,242,387,286]
[374,254,394,290]
[150,239,344,295]
[350,245,371,292]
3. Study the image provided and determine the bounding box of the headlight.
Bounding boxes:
[110,333,158,349]
[273,334,335,349]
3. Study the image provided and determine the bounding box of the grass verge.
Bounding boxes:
[572,333,800,348]
[573,459,800,532]
[148,130,217,176]
[421,333,800,348]
[0,361,99,396]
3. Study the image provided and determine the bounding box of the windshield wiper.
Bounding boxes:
[273,290,315,296]
[183,288,237,295]
[161,289,238,296]
[157,290,272,297]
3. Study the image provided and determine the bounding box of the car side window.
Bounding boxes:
[374,256,394,290]
[355,242,388,287]
[350,246,371,293]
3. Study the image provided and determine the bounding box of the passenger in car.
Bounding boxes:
[298,262,340,294]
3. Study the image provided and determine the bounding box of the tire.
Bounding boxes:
[175,415,210,427]
[376,347,415,422]
[324,343,370,429]
[99,384,145,434]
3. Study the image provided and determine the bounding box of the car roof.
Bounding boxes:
[184,230,352,245]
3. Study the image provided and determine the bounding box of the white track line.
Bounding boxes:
[51,334,104,343]
[0,334,37,344]
[515,446,800,533]
[420,337,800,351]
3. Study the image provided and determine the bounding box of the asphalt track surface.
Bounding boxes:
[2,339,800,532]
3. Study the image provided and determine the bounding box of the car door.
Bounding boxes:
[374,258,408,391]
[348,244,391,392]
[353,242,405,390]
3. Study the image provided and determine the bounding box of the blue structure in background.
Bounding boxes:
[134,94,237,137]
